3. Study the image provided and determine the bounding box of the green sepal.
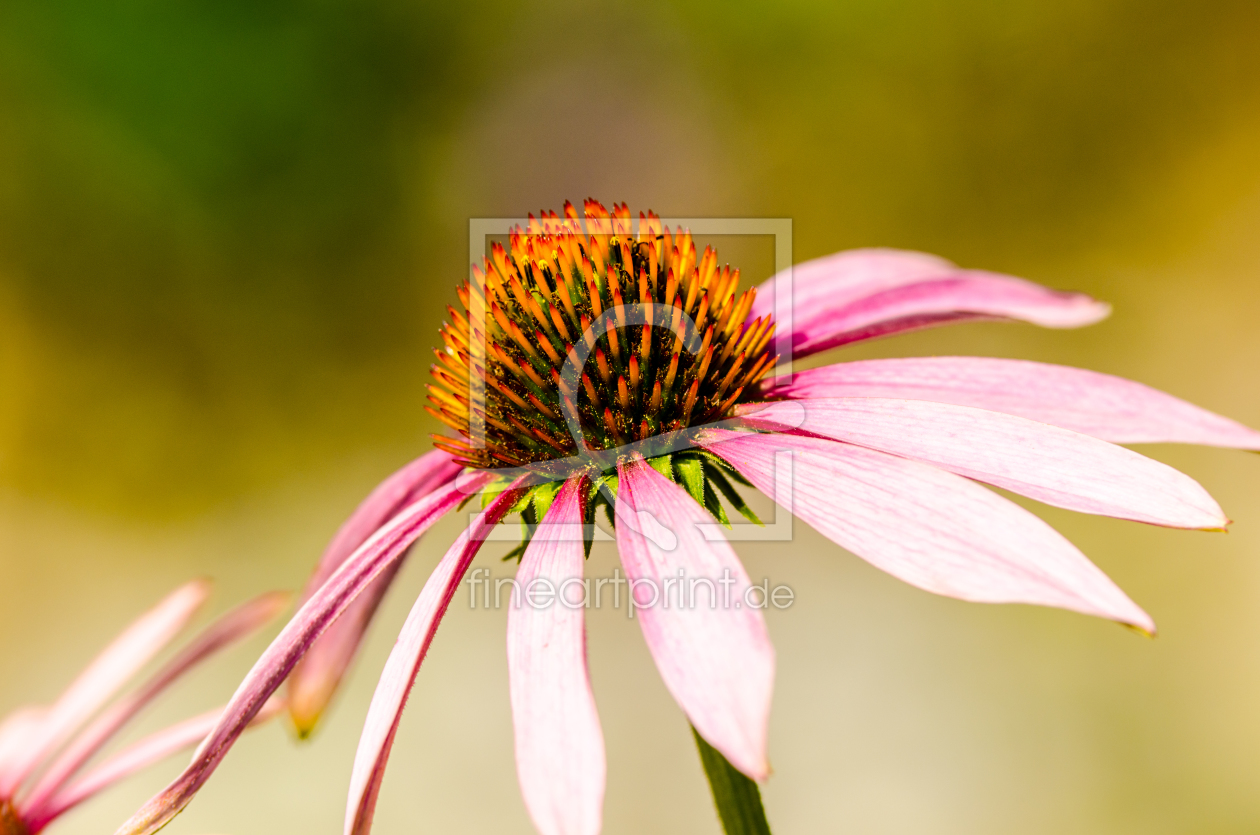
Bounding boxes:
[507,488,535,515]
[501,540,528,563]
[529,479,562,523]
[502,501,538,562]
[478,477,517,511]
[493,445,758,563]
[585,473,618,558]
[666,450,761,527]
[674,455,707,507]
[519,499,538,534]
[695,449,753,487]
[692,726,773,835]
[647,453,674,480]
[705,465,762,526]
[703,478,732,527]
[499,479,563,562]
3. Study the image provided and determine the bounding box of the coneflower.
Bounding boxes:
[119,201,1260,835]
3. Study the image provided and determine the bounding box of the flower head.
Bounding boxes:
[119,201,1260,835]
[427,200,775,470]
[0,581,286,835]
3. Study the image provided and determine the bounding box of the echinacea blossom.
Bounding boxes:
[119,201,1260,835]
[0,580,286,835]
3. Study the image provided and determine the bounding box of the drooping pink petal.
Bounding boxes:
[737,398,1227,529]
[614,458,774,781]
[748,249,1109,358]
[26,710,219,832]
[0,580,211,799]
[113,473,490,835]
[344,484,525,835]
[761,356,1260,449]
[30,699,284,832]
[308,451,464,588]
[507,477,604,835]
[0,708,46,789]
[290,449,463,735]
[701,430,1154,632]
[20,591,290,817]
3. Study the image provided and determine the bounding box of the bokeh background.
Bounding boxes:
[3,0,1260,832]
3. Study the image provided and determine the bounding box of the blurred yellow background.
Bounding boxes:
[2,1,1259,832]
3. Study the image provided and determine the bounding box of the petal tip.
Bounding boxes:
[745,759,771,783]
[1192,503,1231,532]
[286,698,326,741]
[707,736,771,784]
[290,720,318,741]
[1121,604,1157,636]
[1087,298,1112,321]
[1052,295,1111,328]
[1032,292,1111,328]
[259,589,295,614]
[183,576,215,603]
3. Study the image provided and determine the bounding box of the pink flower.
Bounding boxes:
[0,581,286,835]
[117,202,1260,835]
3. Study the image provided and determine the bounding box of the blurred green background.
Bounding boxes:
[2,0,1260,832]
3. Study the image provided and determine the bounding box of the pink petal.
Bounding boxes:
[507,477,605,835]
[290,449,463,735]
[344,485,525,835]
[614,458,774,781]
[31,699,283,832]
[738,398,1226,529]
[762,356,1260,449]
[748,249,1109,358]
[0,580,211,799]
[113,473,489,835]
[701,430,1154,632]
[28,710,219,831]
[0,708,46,789]
[20,591,290,818]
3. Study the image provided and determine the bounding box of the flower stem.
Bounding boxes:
[692,726,772,835]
